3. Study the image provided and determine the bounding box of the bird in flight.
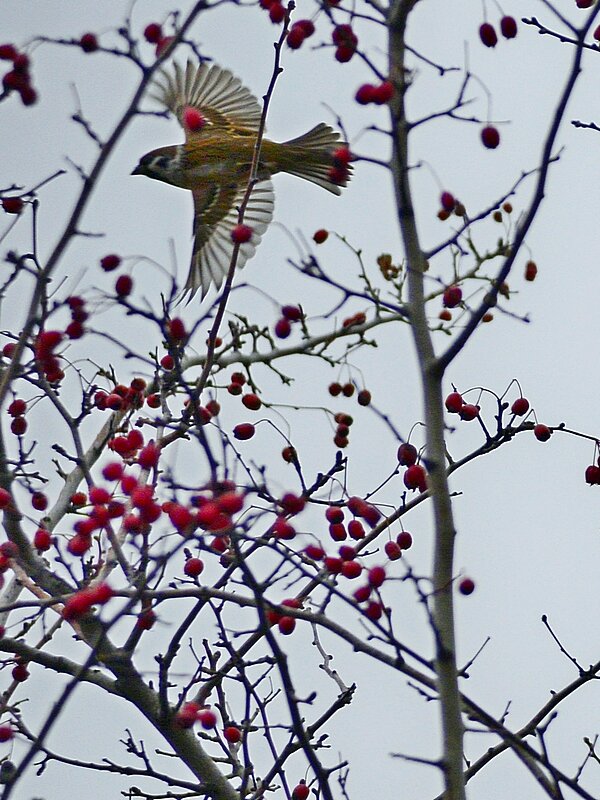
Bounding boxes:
[132,61,351,300]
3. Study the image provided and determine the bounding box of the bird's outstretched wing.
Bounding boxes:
[181,179,274,301]
[150,61,263,137]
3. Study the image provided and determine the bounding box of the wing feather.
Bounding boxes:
[181,179,274,300]
[150,61,263,135]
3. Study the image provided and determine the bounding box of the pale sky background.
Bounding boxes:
[1,2,600,799]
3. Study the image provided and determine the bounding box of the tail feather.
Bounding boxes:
[281,123,352,195]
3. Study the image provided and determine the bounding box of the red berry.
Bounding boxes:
[459,577,475,595]
[396,531,413,550]
[31,492,47,511]
[353,585,371,603]
[295,19,315,36]
[524,260,538,281]
[143,23,163,43]
[286,27,306,49]
[292,783,310,800]
[368,565,386,588]
[224,725,242,743]
[280,492,305,515]
[268,2,285,22]
[440,191,455,212]
[304,544,324,560]
[443,285,462,308]
[357,389,371,406]
[183,106,206,132]
[585,465,600,485]
[272,517,296,539]
[365,601,383,621]
[0,725,13,742]
[335,44,355,62]
[325,505,344,524]
[384,541,402,560]
[80,33,99,52]
[445,392,463,413]
[278,615,296,634]
[184,557,204,578]
[242,393,261,410]
[397,442,418,466]
[347,519,365,540]
[459,404,480,421]
[34,527,52,551]
[323,556,343,574]
[341,560,362,579]
[481,126,500,149]
[10,417,27,436]
[12,663,29,682]
[479,22,498,48]
[329,523,346,541]
[281,304,302,321]
[274,318,291,338]
[355,84,377,105]
[511,397,530,416]
[500,16,517,39]
[175,702,200,728]
[534,424,552,442]
[313,228,328,244]
[372,81,394,104]
[2,197,24,215]
[403,464,427,491]
[160,354,174,370]
[0,45,18,61]
[100,254,121,272]
[114,275,132,296]
[233,423,255,441]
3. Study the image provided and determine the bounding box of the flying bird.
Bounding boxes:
[132,61,351,300]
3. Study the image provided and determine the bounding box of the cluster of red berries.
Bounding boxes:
[7,397,27,437]
[329,380,371,410]
[65,295,88,340]
[286,19,315,49]
[355,81,394,106]
[384,530,413,560]
[342,311,366,329]
[0,45,37,106]
[479,17,518,48]
[397,441,427,490]
[328,146,353,186]
[437,191,467,222]
[332,24,358,62]
[331,411,353,448]
[444,391,481,422]
[274,303,303,339]
[35,330,65,383]
[94,377,147,412]
[226,371,262,412]
[175,702,218,729]
[141,22,174,57]
[62,582,113,621]
[266,597,302,634]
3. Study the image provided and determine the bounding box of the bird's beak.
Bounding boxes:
[131,164,143,176]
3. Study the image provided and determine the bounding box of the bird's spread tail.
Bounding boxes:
[281,123,351,195]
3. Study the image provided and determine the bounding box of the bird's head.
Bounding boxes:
[132,146,181,185]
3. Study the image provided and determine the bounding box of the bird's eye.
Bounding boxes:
[154,156,171,170]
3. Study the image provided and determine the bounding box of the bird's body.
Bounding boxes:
[132,61,350,299]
